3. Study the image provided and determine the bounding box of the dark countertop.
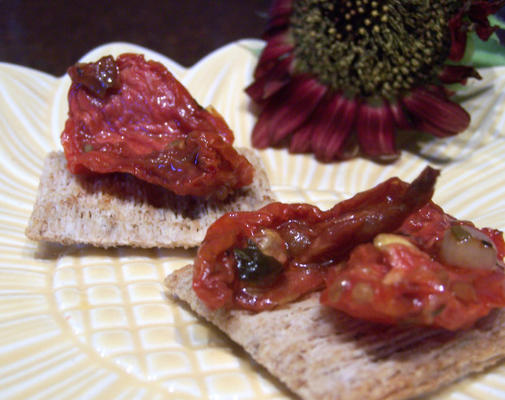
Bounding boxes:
[1,0,271,76]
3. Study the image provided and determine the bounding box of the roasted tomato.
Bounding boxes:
[61,54,254,198]
[321,202,505,330]
[193,167,439,311]
[192,203,328,310]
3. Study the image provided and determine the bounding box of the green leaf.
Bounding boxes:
[489,15,505,30]
[467,16,505,68]
[234,241,283,287]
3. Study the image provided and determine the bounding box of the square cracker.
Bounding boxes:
[166,264,505,400]
[26,149,275,248]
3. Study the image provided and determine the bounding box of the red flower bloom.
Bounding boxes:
[246,0,505,161]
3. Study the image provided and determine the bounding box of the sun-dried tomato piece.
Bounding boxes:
[61,53,253,198]
[193,164,505,329]
[193,167,439,311]
[322,202,505,330]
[67,55,120,98]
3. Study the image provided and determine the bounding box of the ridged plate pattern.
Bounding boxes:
[1,40,505,399]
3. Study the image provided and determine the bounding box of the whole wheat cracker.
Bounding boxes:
[26,149,275,248]
[165,264,505,400]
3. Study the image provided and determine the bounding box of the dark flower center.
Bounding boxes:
[291,0,462,99]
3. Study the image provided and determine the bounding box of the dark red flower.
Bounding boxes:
[246,0,505,161]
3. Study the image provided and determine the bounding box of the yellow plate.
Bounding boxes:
[1,40,505,399]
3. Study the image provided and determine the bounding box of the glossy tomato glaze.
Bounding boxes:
[61,54,253,198]
[193,167,440,311]
[193,202,329,310]
[193,167,505,330]
[322,202,505,330]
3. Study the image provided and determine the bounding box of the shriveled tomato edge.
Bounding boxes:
[192,167,440,311]
[61,53,253,198]
[192,202,328,310]
[194,202,505,330]
[321,230,505,331]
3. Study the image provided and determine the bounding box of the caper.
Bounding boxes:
[234,240,283,287]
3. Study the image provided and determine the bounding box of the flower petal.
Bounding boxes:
[251,108,275,148]
[448,1,505,61]
[469,1,505,40]
[402,88,470,137]
[414,119,463,138]
[265,0,294,34]
[289,121,314,153]
[271,77,327,144]
[269,0,293,18]
[246,55,293,102]
[439,65,481,84]
[310,94,358,161]
[390,101,413,132]
[254,31,293,79]
[309,96,345,155]
[357,102,398,158]
[251,75,327,148]
[448,12,468,62]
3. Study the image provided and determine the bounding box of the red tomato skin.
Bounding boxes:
[192,166,505,330]
[193,203,328,310]
[193,167,439,311]
[61,54,253,198]
[322,203,505,331]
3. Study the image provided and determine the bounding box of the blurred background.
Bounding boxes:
[0,0,272,76]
